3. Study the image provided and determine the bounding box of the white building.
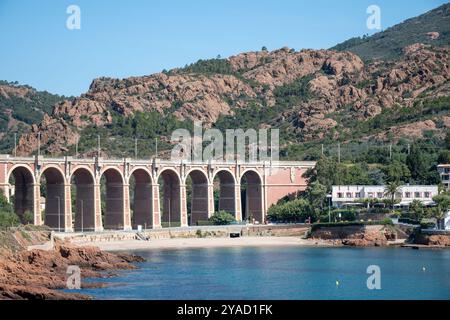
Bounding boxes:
[437,164,450,191]
[331,185,438,208]
[445,211,450,231]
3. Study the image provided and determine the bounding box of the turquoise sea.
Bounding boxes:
[70,247,450,300]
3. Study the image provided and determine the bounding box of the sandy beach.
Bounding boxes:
[74,236,335,251]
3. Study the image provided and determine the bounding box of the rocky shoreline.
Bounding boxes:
[0,229,144,300]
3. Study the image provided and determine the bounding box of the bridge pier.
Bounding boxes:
[64,183,73,232]
[207,183,214,218]
[123,183,132,231]
[93,183,104,232]
[33,183,42,226]
[234,184,242,222]
[180,184,188,227]
[151,183,162,229]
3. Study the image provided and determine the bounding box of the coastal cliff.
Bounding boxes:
[309,224,401,247]
[0,227,144,300]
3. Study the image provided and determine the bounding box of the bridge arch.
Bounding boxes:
[185,169,209,226]
[7,164,35,223]
[39,166,66,230]
[240,169,263,224]
[71,167,96,231]
[129,168,153,229]
[212,169,237,217]
[158,168,181,227]
[100,167,125,230]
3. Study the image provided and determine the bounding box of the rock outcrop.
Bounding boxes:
[310,224,398,247]
[0,229,144,300]
[14,43,450,156]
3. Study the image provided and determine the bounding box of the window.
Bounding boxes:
[346,192,353,198]
[355,192,361,198]
[377,192,383,198]
[405,192,411,198]
[368,192,374,198]
[424,192,430,198]
[414,192,421,198]
[337,192,343,198]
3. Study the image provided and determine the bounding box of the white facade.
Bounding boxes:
[332,185,438,208]
[437,164,450,191]
[445,211,450,231]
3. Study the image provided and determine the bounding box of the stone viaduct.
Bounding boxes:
[0,155,315,232]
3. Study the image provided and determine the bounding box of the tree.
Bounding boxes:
[209,211,235,225]
[437,150,450,164]
[0,190,20,228]
[432,193,450,229]
[383,161,410,183]
[267,198,312,223]
[261,46,268,51]
[406,144,428,183]
[408,199,424,221]
[384,181,401,212]
[303,156,337,191]
[306,181,327,213]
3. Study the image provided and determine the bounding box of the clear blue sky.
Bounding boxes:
[0,0,447,96]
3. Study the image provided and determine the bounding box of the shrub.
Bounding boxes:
[209,211,236,225]
[0,190,20,229]
[0,210,20,229]
[267,198,312,223]
[23,211,34,225]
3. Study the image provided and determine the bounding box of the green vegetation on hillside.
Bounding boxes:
[331,3,450,61]
[172,58,234,75]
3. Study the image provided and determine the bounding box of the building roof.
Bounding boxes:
[438,164,450,168]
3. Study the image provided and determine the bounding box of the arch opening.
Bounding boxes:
[40,168,65,231]
[71,168,96,231]
[158,170,181,228]
[186,170,208,226]
[213,170,236,217]
[100,169,125,230]
[130,169,153,229]
[8,166,34,223]
[240,171,263,224]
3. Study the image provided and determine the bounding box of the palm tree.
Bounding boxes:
[384,181,401,213]
[432,193,450,230]
[431,206,446,230]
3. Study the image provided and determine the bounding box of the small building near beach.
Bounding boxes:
[331,185,438,208]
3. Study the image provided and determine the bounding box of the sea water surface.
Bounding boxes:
[72,247,450,300]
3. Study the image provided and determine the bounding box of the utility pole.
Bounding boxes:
[75,140,78,158]
[407,144,411,155]
[134,138,138,159]
[321,144,324,157]
[97,135,100,158]
[14,133,17,157]
[155,138,158,159]
[389,144,392,160]
[338,143,341,163]
[37,132,41,157]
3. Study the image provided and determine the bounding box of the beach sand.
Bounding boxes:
[74,236,335,252]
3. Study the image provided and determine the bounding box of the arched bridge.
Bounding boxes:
[0,155,315,232]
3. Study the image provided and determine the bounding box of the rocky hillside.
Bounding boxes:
[0,81,69,154]
[9,4,450,160]
[332,3,450,61]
